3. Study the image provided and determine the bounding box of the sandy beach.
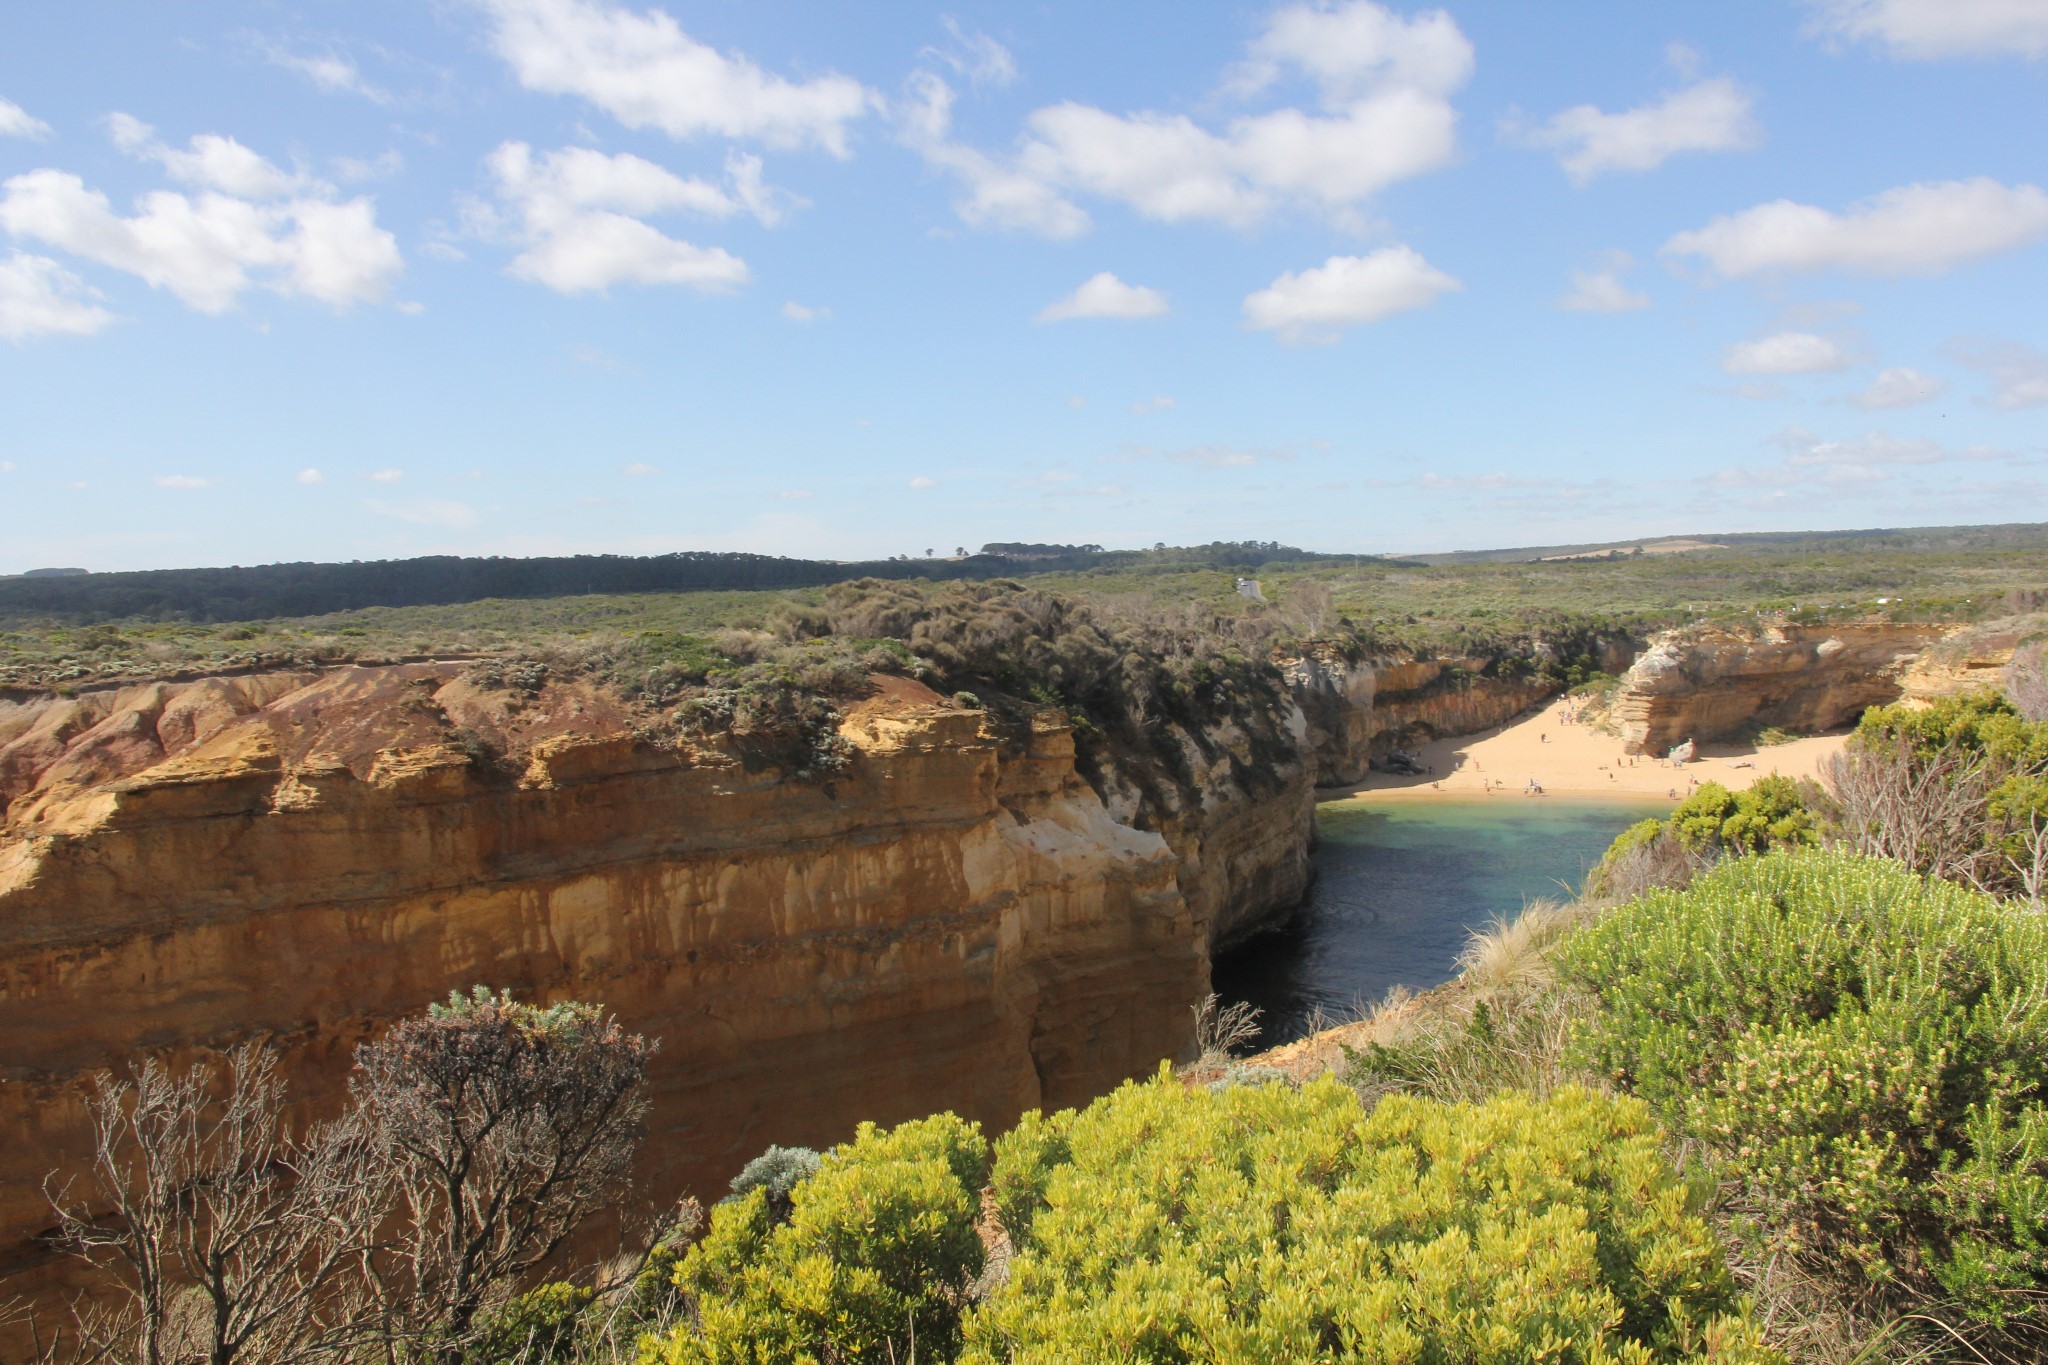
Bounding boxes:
[1325,695,1849,802]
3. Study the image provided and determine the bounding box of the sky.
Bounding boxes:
[1,0,2046,572]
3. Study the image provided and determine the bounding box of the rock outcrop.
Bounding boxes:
[1282,640,1634,786]
[0,663,1311,1307]
[1610,622,1955,755]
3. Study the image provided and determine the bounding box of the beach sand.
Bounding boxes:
[1324,695,1848,802]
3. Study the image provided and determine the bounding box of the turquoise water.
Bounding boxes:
[1211,797,1668,1050]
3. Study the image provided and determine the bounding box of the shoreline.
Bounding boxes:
[1315,694,1851,803]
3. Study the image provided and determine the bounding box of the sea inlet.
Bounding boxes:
[1212,795,1670,1050]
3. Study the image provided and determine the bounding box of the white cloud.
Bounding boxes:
[1948,340,2048,409]
[262,45,395,104]
[923,17,1017,89]
[369,468,404,483]
[0,97,51,141]
[1801,0,2048,59]
[0,250,116,341]
[478,141,761,294]
[1129,395,1177,414]
[0,122,402,314]
[1525,76,1759,184]
[1066,395,1086,409]
[476,0,874,155]
[1852,366,1946,409]
[1767,426,2011,480]
[621,461,660,475]
[366,498,478,527]
[1243,246,1459,344]
[108,114,312,198]
[153,474,211,489]
[908,475,937,489]
[895,75,1093,239]
[1036,271,1169,322]
[297,467,327,483]
[1722,331,1853,375]
[903,0,1469,236]
[1229,1,1473,101]
[781,300,829,322]
[1558,253,1650,311]
[777,488,813,499]
[1665,178,2048,277]
[0,461,14,472]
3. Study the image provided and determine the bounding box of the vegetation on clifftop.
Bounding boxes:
[4,527,2044,695]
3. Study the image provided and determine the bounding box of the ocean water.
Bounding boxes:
[1211,796,1669,1050]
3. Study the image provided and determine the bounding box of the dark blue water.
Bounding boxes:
[1212,797,1667,1049]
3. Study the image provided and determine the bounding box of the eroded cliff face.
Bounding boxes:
[1610,622,1956,754]
[1282,643,1634,786]
[0,663,1311,1302]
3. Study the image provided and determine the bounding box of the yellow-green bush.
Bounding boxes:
[648,1113,989,1365]
[1562,850,2048,1325]
[966,1069,1773,1364]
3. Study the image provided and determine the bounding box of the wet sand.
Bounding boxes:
[1324,695,1848,802]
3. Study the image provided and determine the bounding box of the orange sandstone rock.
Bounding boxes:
[0,663,1312,1314]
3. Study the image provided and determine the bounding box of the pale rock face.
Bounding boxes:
[1608,622,1957,754]
[0,663,1313,1315]
[1280,650,1584,785]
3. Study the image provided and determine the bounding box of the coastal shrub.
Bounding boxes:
[464,1282,593,1364]
[652,1114,989,1365]
[1583,777,1816,901]
[967,1070,1773,1363]
[353,988,654,1347]
[1825,692,2048,897]
[1347,902,1595,1107]
[1668,777,1818,854]
[1561,850,2048,1328]
[815,573,1294,802]
[725,1143,821,1224]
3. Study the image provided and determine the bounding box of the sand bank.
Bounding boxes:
[1322,695,1848,803]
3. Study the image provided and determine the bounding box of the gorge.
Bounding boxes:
[0,608,1997,1311]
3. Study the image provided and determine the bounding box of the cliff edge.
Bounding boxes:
[0,661,1312,1301]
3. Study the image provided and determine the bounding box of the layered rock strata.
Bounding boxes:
[0,663,1311,1307]
[1611,622,1955,755]
[1282,641,1634,786]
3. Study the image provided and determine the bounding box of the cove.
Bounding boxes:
[1213,795,1670,1050]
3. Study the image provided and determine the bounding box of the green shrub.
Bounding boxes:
[725,1143,820,1224]
[465,1281,593,1364]
[651,1114,989,1365]
[1667,777,1817,854]
[1561,850,2048,1326]
[1845,692,2048,891]
[1585,778,1817,902]
[966,1068,1773,1363]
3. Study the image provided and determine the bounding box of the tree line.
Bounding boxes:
[0,544,1359,628]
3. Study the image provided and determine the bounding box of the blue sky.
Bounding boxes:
[2,0,2046,572]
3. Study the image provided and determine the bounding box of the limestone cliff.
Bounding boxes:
[0,663,1311,1302]
[1610,621,1955,755]
[1282,639,1634,786]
